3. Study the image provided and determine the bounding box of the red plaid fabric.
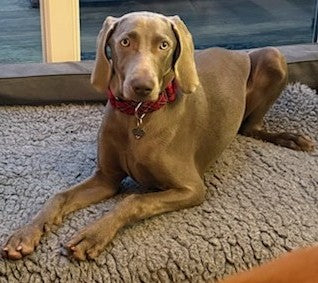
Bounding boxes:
[107,80,177,116]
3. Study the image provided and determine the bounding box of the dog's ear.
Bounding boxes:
[169,16,199,94]
[91,16,118,93]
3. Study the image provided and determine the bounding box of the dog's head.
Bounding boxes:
[91,12,199,101]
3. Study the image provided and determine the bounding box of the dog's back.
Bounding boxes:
[191,48,250,171]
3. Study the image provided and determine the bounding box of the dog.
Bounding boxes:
[2,12,314,261]
[218,245,318,283]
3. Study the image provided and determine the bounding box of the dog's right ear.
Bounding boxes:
[91,16,118,93]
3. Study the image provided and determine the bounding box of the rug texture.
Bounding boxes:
[0,83,317,283]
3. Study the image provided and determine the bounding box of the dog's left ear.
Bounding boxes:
[91,16,118,93]
[169,16,199,94]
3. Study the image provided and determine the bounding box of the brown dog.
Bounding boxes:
[219,245,318,283]
[2,12,314,261]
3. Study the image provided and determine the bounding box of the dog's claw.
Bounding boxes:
[1,247,8,259]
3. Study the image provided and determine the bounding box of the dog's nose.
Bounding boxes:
[131,79,154,96]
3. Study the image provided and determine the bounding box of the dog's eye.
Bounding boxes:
[120,38,130,47]
[159,41,169,50]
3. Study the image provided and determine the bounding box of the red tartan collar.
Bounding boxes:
[106,80,177,116]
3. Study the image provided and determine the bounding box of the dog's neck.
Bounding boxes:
[107,74,178,140]
[107,70,177,116]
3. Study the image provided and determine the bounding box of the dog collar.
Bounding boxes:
[106,80,177,116]
[106,80,177,139]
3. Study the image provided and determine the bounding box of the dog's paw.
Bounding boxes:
[275,133,315,152]
[64,221,117,261]
[1,225,42,260]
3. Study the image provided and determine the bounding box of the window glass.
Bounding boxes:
[0,0,42,63]
[80,0,317,60]
[1,1,316,64]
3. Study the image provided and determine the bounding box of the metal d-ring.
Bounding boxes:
[132,102,146,139]
[134,102,146,126]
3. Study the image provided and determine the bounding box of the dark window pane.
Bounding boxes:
[0,0,42,64]
[80,0,317,60]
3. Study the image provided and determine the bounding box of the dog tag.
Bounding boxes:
[132,127,145,139]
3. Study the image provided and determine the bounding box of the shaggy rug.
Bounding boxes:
[0,83,317,283]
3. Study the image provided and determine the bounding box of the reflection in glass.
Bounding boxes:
[80,0,317,60]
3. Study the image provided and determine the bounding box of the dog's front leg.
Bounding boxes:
[65,179,206,260]
[2,171,119,260]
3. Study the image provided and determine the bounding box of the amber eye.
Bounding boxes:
[159,41,169,50]
[120,38,130,47]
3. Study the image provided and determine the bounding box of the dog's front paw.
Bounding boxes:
[64,219,118,261]
[1,225,43,260]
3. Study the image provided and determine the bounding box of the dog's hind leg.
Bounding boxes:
[1,171,120,260]
[239,47,315,152]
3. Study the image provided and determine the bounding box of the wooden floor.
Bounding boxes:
[0,0,316,63]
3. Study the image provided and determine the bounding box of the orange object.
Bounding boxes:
[219,245,318,283]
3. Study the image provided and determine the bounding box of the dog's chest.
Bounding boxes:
[102,107,182,187]
[118,128,174,187]
[119,145,161,186]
